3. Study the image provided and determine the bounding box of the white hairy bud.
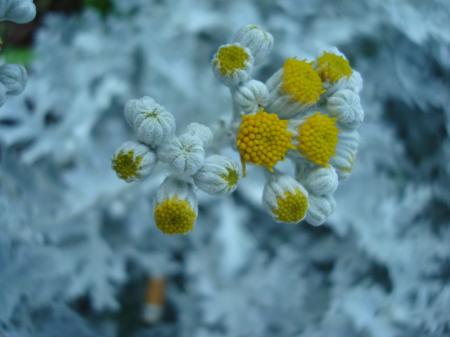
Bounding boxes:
[331,130,360,181]
[0,64,27,96]
[233,24,274,65]
[302,167,338,197]
[0,0,36,23]
[327,89,364,130]
[193,155,240,195]
[212,43,254,88]
[124,96,176,148]
[183,122,213,147]
[345,70,363,94]
[233,80,269,115]
[262,174,309,224]
[158,134,205,176]
[112,141,156,182]
[305,195,336,226]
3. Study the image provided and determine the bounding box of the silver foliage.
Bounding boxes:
[0,0,449,336]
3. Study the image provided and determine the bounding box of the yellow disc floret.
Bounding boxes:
[112,150,142,181]
[273,189,308,223]
[316,52,352,84]
[221,167,239,189]
[154,196,196,235]
[297,112,339,166]
[236,109,294,175]
[215,45,249,76]
[281,58,324,105]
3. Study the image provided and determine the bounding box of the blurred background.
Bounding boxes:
[0,0,449,336]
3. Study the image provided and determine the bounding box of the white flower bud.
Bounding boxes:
[183,122,213,147]
[112,141,156,182]
[124,96,175,148]
[305,195,336,226]
[158,134,205,176]
[263,174,309,224]
[327,89,364,130]
[302,167,338,196]
[0,0,36,23]
[233,80,269,115]
[0,64,27,96]
[212,43,254,88]
[233,24,274,65]
[193,155,240,195]
[154,177,198,235]
[345,70,363,94]
[331,130,360,181]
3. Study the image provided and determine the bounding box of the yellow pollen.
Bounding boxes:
[316,52,352,84]
[220,167,239,189]
[281,58,324,105]
[236,109,294,175]
[112,150,142,181]
[154,196,196,235]
[215,45,249,76]
[297,112,339,166]
[273,189,308,223]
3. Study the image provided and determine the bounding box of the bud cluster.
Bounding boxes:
[112,96,240,235]
[0,0,36,107]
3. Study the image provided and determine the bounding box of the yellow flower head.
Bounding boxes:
[281,58,324,106]
[273,188,308,223]
[316,52,352,84]
[263,174,309,224]
[236,108,294,175]
[297,112,339,166]
[112,150,142,181]
[214,44,250,76]
[154,196,197,235]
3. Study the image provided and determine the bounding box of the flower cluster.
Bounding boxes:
[0,0,36,107]
[112,96,240,234]
[113,24,364,233]
[213,25,364,226]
